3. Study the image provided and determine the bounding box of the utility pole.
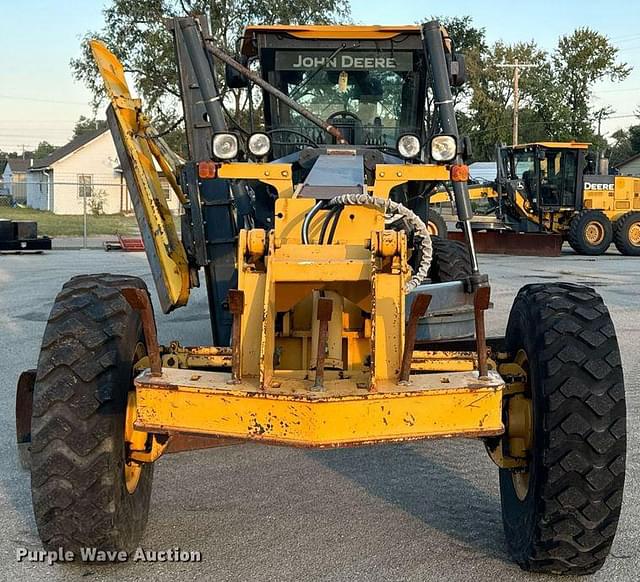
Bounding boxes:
[497,60,538,145]
[595,107,613,175]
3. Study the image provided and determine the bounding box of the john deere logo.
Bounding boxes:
[276,52,413,71]
[584,181,614,191]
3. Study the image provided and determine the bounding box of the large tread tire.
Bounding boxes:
[426,209,448,238]
[567,210,613,255]
[500,283,626,574]
[427,236,472,282]
[613,211,640,256]
[30,274,154,553]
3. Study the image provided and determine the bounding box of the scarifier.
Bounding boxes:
[16,17,626,574]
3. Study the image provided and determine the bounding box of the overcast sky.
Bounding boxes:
[1,0,638,152]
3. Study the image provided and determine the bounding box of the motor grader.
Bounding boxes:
[16,17,625,575]
[430,141,640,256]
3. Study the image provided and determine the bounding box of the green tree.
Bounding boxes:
[553,28,630,139]
[32,141,57,159]
[73,115,108,138]
[465,40,550,159]
[628,125,640,154]
[71,0,350,153]
[607,129,632,167]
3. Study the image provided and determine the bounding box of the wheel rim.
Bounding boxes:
[585,221,605,245]
[508,349,533,501]
[628,221,640,247]
[124,342,148,494]
[427,220,439,236]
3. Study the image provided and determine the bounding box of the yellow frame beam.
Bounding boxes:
[135,369,504,447]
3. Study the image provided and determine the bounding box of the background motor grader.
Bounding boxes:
[431,141,640,256]
[16,17,625,575]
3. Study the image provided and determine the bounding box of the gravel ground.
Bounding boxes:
[1,248,638,581]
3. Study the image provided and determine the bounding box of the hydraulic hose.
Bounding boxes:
[328,194,432,293]
[301,201,325,244]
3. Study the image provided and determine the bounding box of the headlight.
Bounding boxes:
[396,134,421,159]
[247,132,271,158]
[430,135,457,162]
[212,133,239,160]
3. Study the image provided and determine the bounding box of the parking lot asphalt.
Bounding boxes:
[1,248,638,581]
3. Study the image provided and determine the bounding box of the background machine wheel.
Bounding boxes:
[427,236,472,282]
[499,283,626,574]
[613,211,640,256]
[426,209,448,238]
[567,210,613,255]
[30,274,154,553]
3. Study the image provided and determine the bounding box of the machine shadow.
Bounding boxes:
[308,441,510,562]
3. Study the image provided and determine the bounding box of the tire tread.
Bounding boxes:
[30,274,153,553]
[502,282,625,575]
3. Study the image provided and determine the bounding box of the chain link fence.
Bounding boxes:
[0,174,181,248]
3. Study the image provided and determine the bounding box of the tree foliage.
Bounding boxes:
[73,116,108,138]
[553,27,631,138]
[431,18,632,160]
[73,6,634,164]
[71,0,350,149]
[33,141,58,159]
[607,124,640,167]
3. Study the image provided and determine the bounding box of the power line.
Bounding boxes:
[0,94,91,106]
[467,114,638,136]
[593,86,640,94]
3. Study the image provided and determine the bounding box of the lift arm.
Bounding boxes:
[90,40,191,313]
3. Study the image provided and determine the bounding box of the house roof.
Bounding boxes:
[6,158,33,172]
[614,151,640,169]
[31,128,109,170]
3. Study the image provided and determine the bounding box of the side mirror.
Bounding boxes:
[449,53,467,87]
[225,61,250,89]
[536,149,546,161]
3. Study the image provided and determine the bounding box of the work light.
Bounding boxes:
[430,135,457,162]
[247,132,272,158]
[212,133,239,161]
[396,134,422,159]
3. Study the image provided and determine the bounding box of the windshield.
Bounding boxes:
[511,151,535,180]
[266,50,423,154]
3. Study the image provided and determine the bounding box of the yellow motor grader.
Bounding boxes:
[16,18,625,575]
[430,141,640,256]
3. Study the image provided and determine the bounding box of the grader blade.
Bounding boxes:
[448,231,563,256]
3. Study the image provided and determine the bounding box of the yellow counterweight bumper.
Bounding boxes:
[134,368,504,447]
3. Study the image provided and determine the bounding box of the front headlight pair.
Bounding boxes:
[211,132,272,161]
[395,134,457,163]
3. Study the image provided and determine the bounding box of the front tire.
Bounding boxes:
[500,283,626,574]
[30,274,154,553]
[567,210,612,255]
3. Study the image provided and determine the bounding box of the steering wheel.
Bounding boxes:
[327,110,362,125]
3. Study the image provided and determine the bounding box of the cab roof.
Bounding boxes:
[241,24,421,55]
[511,141,591,150]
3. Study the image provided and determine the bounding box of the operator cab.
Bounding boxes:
[501,142,589,212]
[239,25,427,158]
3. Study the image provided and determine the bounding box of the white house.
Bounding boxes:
[2,158,33,203]
[26,128,180,215]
